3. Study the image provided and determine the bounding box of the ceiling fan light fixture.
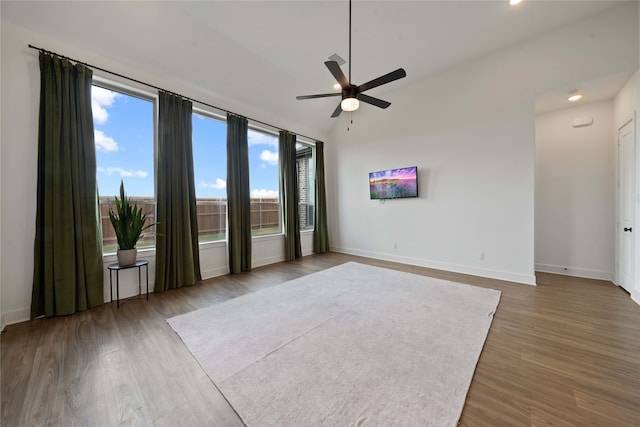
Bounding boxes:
[341,97,360,112]
[295,0,406,118]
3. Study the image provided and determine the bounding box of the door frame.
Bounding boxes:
[615,112,637,295]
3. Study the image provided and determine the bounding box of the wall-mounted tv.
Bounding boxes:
[369,166,418,200]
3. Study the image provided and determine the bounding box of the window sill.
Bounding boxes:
[198,239,227,249]
[103,247,156,259]
[252,232,284,242]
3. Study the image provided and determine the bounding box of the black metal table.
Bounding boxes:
[107,260,149,308]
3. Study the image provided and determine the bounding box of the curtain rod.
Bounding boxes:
[28,44,319,143]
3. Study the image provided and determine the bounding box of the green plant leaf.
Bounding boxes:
[109,180,157,250]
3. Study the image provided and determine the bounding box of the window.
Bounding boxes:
[248,128,281,236]
[192,112,227,243]
[92,84,155,253]
[93,81,293,249]
[296,142,315,230]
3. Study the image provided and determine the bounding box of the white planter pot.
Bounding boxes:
[117,248,137,266]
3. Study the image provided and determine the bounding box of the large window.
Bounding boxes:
[296,142,315,231]
[248,128,281,236]
[92,84,155,253]
[93,81,295,250]
[192,112,227,243]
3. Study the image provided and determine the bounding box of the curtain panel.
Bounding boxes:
[313,140,330,253]
[226,113,252,273]
[279,131,302,261]
[154,92,201,291]
[31,53,104,318]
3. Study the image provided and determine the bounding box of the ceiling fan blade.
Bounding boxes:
[358,68,407,93]
[331,103,343,118]
[357,93,391,109]
[296,93,342,100]
[325,61,350,88]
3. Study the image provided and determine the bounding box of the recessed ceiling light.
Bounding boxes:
[509,0,523,6]
[334,83,341,90]
[568,94,583,102]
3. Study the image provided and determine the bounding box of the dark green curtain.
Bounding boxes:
[313,140,330,253]
[227,114,252,273]
[154,92,201,291]
[31,53,104,318]
[279,131,302,261]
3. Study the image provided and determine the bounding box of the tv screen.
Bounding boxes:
[369,166,418,200]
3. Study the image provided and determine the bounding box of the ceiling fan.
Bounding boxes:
[296,0,407,118]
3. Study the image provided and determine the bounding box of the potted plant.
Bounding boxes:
[109,180,155,266]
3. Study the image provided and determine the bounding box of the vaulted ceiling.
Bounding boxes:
[2,1,636,138]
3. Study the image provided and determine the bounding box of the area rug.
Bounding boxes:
[167,262,501,426]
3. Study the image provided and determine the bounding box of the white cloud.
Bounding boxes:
[94,130,119,152]
[251,189,279,199]
[259,149,278,165]
[98,166,148,178]
[91,86,119,125]
[202,178,226,190]
[248,129,278,148]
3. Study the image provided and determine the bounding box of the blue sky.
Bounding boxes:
[92,86,279,199]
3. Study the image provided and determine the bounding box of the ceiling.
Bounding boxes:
[1,1,635,137]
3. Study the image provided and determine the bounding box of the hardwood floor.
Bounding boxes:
[2,253,639,426]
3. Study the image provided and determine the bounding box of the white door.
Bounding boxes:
[617,118,635,293]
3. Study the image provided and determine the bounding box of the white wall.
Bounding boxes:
[0,22,39,325]
[614,71,640,304]
[327,67,536,285]
[326,3,638,286]
[535,101,615,280]
[0,22,314,325]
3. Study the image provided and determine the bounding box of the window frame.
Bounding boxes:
[192,107,228,246]
[92,76,158,255]
[247,122,283,238]
[295,139,316,232]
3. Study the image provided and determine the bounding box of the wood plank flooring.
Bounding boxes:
[2,253,639,426]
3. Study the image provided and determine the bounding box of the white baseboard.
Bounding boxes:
[331,246,537,286]
[535,263,613,281]
[631,291,640,306]
[3,307,30,327]
[253,254,286,269]
[201,266,229,280]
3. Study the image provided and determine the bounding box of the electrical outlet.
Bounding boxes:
[393,243,397,249]
[477,252,485,261]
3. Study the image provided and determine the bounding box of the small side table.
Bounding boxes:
[107,260,149,308]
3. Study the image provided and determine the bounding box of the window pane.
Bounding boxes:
[248,129,280,236]
[92,85,155,253]
[193,113,227,243]
[296,143,315,230]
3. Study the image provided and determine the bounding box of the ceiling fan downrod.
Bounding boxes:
[348,0,352,83]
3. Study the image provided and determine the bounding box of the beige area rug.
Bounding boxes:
[168,262,501,426]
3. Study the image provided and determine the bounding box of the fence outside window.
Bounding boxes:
[100,197,283,251]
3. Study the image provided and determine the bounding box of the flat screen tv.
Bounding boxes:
[369,166,418,200]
